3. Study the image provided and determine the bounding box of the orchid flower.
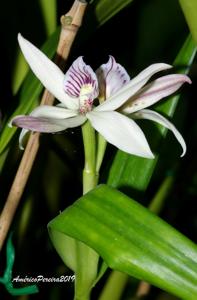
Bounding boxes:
[11,34,191,158]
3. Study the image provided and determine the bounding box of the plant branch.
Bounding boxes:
[0,0,87,251]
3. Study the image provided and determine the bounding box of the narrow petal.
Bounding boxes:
[95,63,172,112]
[122,74,191,114]
[27,105,78,119]
[133,109,186,157]
[9,106,78,128]
[64,56,98,99]
[18,34,78,109]
[96,56,130,99]
[87,111,154,158]
[12,115,86,133]
[13,114,86,150]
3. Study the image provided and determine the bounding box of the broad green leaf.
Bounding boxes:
[179,0,197,45]
[107,35,197,191]
[0,30,59,155]
[48,184,197,300]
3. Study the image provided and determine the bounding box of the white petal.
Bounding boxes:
[56,103,67,108]
[13,115,86,150]
[12,115,86,133]
[133,109,186,157]
[96,56,130,98]
[18,33,78,109]
[95,63,172,112]
[9,106,78,128]
[122,74,191,114]
[87,111,154,158]
[29,105,78,119]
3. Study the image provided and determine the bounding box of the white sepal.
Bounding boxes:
[95,63,172,112]
[17,115,86,150]
[18,34,78,109]
[122,74,191,114]
[28,105,78,119]
[87,110,154,158]
[134,109,186,156]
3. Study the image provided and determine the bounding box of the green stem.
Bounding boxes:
[96,134,107,174]
[98,271,128,300]
[74,243,99,300]
[82,121,98,194]
[74,121,99,300]
[148,171,175,214]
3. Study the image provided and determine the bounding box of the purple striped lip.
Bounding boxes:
[63,57,98,99]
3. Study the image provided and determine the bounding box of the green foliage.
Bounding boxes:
[179,0,197,45]
[39,0,57,36]
[48,184,197,300]
[12,0,57,94]
[92,0,133,26]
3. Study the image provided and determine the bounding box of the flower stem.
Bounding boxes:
[96,134,107,174]
[82,121,98,194]
[74,243,99,300]
[73,120,99,300]
[98,271,128,300]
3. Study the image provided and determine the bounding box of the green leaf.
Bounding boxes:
[107,35,197,191]
[179,0,197,45]
[12,0,57,95]
[48,184,197,300]
[0,30,59,155]
[39,0,57,36]
[12,51,28,95]
[93,0,133,26]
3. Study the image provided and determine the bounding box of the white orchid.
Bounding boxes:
[11,34,191,158]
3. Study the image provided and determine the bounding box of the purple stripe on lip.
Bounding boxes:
[70,68,84,86]
[68,75,82,92]
[66,85,79,97]
[72,65,88,84]
[63,56,99,100]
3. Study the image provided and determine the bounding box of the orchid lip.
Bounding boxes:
[63,56,99,100]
